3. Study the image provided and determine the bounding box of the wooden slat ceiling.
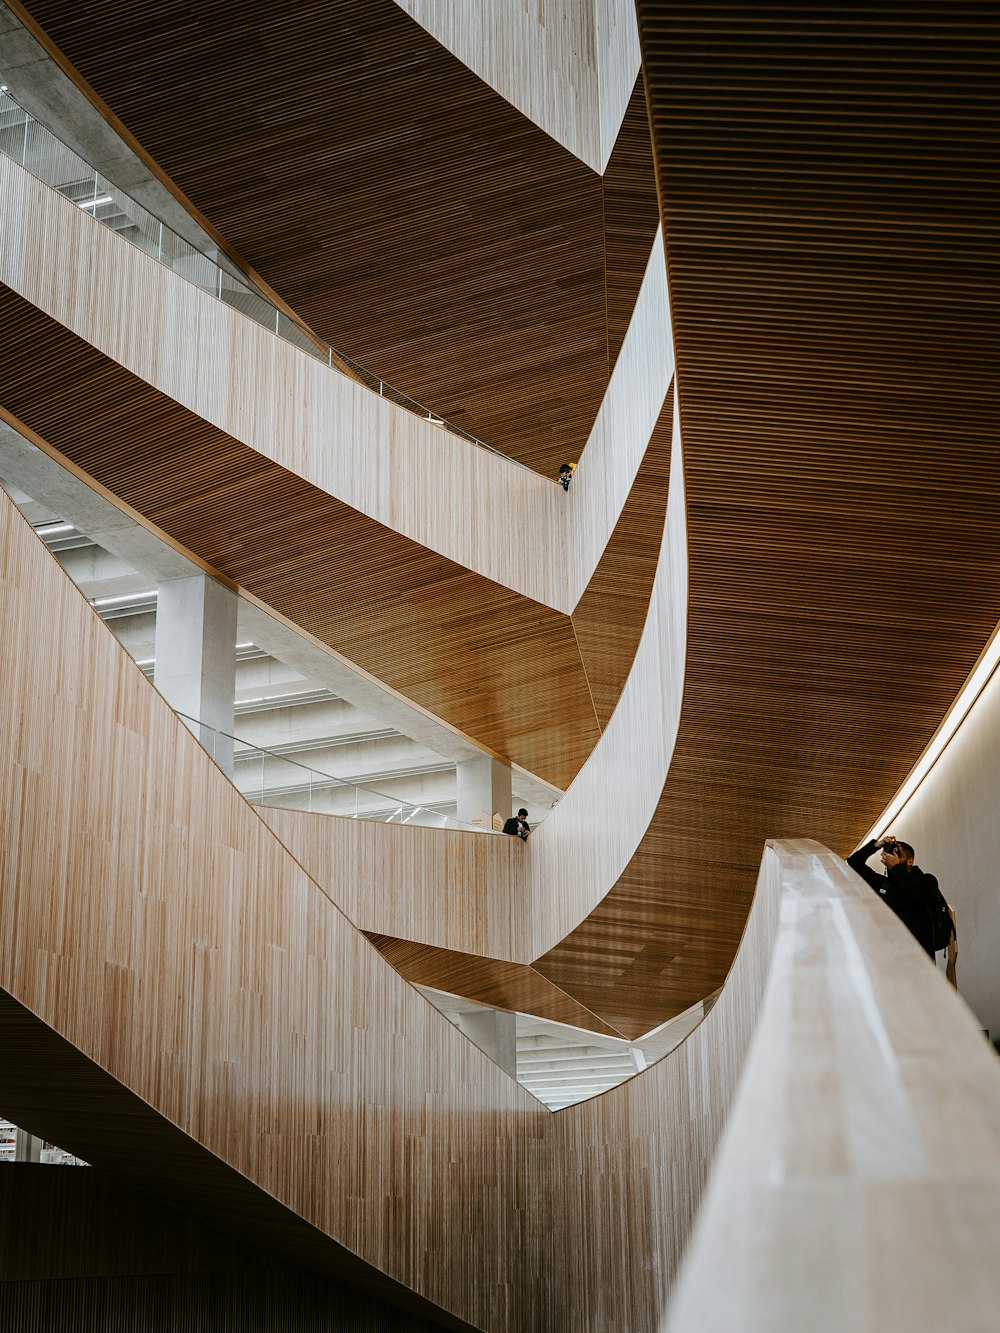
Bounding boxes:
[363,935,627,1038]
[530,0,1000,1032]
[4,2,997,1041]
[13,0,661,474]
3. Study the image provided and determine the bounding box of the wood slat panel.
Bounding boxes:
[14,0,660,472]
[572,384,673,728]
[0,478,781,1330]
[363,936,627,1038]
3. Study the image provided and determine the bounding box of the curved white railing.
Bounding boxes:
[662,839,1000,1333]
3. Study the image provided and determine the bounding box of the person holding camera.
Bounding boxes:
[846,836,941,957]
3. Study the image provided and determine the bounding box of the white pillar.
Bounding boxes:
[456,754,512,827]
[14,1129,42,1163]
[455,1008,518,1080]
[154,575,238,775]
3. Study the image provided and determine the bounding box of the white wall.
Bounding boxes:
[890,667,1000,1039]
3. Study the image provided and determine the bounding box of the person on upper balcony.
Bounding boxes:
[846,835,941,957]
[502,808,531,841]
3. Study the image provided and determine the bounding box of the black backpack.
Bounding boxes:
[924,873,956,952]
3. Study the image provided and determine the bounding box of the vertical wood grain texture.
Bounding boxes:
[394,0,603,171]
[0,482,781,1331]
[662,841,1000,1333]
[595,0,643,170]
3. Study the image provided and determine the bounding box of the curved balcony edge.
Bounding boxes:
[662,839,1000,1333]
[0,152,672,616]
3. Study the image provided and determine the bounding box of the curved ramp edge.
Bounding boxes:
[258,386,685,986]
[662,839,1000,1333]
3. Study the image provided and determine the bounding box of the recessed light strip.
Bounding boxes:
[862,616,1000,843]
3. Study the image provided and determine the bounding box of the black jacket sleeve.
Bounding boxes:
[846,839,885,892]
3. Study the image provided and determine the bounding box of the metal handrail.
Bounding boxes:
[173,709,500,834]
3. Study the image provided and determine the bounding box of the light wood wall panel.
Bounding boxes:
[0,479,782,1331]
[397,0,641,176]
[259,401,689,1037]
[394,0,603,171]
[595,0,643,170]
[662,841,1000,1333]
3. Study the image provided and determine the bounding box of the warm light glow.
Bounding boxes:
[863,620,1000,843]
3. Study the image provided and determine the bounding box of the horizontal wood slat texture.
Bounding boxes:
[14,0,660,472]
[523,0,1000,1028]
[0,477,782,1332]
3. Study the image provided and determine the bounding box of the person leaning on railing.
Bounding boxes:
[846,835,957,983]
[502,808,531,841]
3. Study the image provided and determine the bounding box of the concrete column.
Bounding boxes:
[154,575,238,775]
[456,754,512,827]
[14,1129,42,1163]
[455,1008,518,1080]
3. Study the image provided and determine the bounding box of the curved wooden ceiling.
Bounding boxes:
[12,0,661,474]
[535,0,1000,1026]
[2,2,997,1042]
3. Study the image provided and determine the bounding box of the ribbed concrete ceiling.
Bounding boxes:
[12,0,660,473]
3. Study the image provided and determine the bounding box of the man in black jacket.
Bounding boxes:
[502,808,530,841]
[846,836,939,956]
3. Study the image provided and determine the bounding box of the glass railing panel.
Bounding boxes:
[176,711,495,833]
[94,171,163,256]
[25,121,93,195]
[0,87,528,471]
